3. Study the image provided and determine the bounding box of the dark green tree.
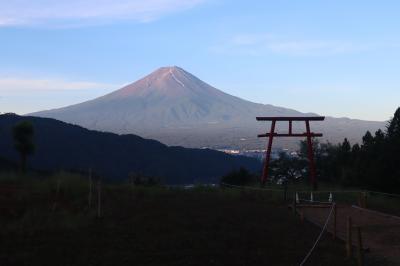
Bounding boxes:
[387,107,400,139]
[270,152,307,182]
[313,107,400,192]
[299,138,321,159]
[381,107,400,191]
[220,168,255,186]
[375,129,385,143]
[362,131,374,149]
[12,121,35,173]
[340,138,351,153]
[288,107,400,192]
[351,143,360,154]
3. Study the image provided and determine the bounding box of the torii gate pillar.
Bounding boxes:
[257,116,325,190]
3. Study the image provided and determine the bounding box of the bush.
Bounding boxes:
[220,168,255,186]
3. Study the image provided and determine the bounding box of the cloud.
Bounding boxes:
[0,76,118,91]
[212,33,372,56]
[0,0,206,27]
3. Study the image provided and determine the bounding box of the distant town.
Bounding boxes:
[216,148,299,161]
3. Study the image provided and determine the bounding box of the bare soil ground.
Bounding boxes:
[299,204,400,265]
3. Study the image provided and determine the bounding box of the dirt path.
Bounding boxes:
[299,204,400,265]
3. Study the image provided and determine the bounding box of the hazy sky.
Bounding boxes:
[0,0,399,121]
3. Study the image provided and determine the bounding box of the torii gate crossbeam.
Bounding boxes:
[256,116,325,190]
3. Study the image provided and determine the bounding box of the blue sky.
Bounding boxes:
[0,0,399,121]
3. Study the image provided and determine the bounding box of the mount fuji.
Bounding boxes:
[32,66,384,150]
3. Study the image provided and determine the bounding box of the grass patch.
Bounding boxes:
[0,172,355,266]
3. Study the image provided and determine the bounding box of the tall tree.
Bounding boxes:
[270,152,307,182]
[12,121,35,173]
[382,107,400,191]
[387,107,400,139]
[293,107,400,192]
[340,138,351,153]
[361,131,374,150]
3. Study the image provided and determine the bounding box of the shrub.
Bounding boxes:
[220,168,255,186]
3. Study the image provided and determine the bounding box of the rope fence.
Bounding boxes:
[299,203,336,266]
[221,182,400,198]
[220,183,284,192]
[366,190,400,198]
[221,183,399,265]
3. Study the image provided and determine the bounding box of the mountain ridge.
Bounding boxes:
[31,66,385,149]
[0,114,260,183]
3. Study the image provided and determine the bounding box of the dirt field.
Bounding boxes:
[299,203,400,265]
[0,186,355,266]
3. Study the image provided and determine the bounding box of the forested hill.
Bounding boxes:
[0,114,260,184]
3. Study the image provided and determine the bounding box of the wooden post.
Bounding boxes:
[363,192,367,209]
[283,181,288,202]
[358,192,367,208]
[97,179,102,218]
[293,192,297,214]
[88,169,93,209]
[333,203,337,240]
[131,173,136,197]
[346,216,353,258]
[356,227,364,266]
[300,210,304,223]
[52,177,61,212]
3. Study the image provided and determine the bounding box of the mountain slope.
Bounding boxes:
[32,66,385,149]
[0,114,260,183]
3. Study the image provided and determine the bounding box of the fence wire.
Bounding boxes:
[299,203,335,266]
[220,183,284,192]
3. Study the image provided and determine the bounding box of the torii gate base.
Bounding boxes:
[257,116,325,191]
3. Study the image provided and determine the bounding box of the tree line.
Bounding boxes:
[4,108,400,193]
[271,107,400,193]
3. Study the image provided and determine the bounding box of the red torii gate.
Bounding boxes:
[256,116,325,190]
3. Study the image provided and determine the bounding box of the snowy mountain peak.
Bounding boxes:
[105,66,218,99]
[31,66,384,150]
